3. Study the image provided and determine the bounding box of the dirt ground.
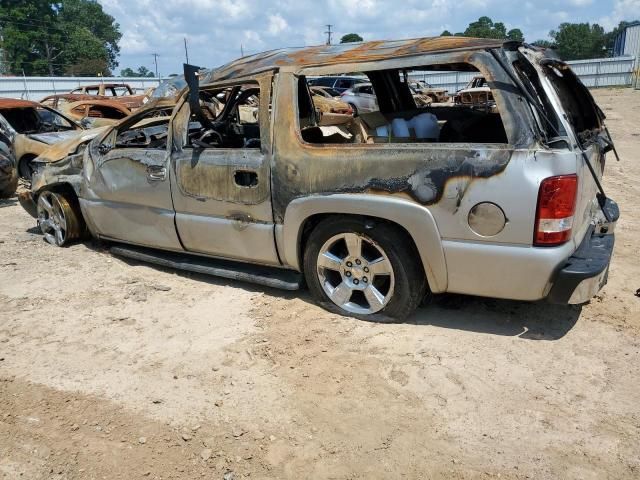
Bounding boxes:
[1,88,639,480]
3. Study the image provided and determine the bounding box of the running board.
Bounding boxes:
[110,244,302,291]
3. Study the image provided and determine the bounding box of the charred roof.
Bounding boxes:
[207,36,506,82]
[0,98,40,109]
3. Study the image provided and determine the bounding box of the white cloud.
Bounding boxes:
[599,0,640,29]
[96,0,620,74]
[267,14,288,35]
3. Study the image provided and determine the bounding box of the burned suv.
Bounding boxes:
[19,37,618,320]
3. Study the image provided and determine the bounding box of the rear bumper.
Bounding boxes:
[547,227,615,304]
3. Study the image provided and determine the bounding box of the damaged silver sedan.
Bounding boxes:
[19,37,618,320]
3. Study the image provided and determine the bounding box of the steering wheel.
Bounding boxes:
[192,129,223,148]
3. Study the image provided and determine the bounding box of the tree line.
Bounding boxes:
[0,0,121,76]
[0,4,637,78]
[342,17,637,61]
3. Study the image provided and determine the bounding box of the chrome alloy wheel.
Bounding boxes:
[37,191,70,246]
[316,232,395,315]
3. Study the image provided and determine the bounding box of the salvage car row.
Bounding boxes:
[0,82,148,196]
[3,37,619,321]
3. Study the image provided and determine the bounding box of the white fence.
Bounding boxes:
[409,56,636,92]
[0,76,164,101]
[0,56,636,100]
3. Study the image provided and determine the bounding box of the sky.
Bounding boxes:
[98,0,640,76]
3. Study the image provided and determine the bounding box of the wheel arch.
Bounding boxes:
[33,181,79,202]
[279,194,448,293]
[17,153,37,177]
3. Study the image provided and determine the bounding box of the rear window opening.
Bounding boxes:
[297,62,509,146]
[541,61,602,141]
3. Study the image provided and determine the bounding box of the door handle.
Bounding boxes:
[147,166,166,181]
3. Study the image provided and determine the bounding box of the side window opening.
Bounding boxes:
[88,106,128,120]
[298,62,508,146]
[1,107,75,134]
[185,82,262,150]
[115,108,172,150]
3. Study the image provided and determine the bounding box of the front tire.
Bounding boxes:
[36,191,84,247]
[304,217,427,321]
[0,155,18,199]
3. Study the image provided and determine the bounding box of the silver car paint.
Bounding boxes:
[30,42,612,307]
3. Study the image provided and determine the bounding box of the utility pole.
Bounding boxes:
[151,53,160,79]
[325,24,333,45]
[184,37,190,64]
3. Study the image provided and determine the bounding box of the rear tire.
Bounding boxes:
[36,190,84,247]
[303,217,427,322]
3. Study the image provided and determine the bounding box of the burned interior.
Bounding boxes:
[297,61,508,146]
[0,105,76,134]
[185,83,261,149]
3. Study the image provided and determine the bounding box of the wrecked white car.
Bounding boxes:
[19,37,618,320]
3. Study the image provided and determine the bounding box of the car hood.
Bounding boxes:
[28,130,84,145]
[36,127,110,163]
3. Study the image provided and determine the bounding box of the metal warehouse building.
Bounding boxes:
[614,22,640,88]
[613,21,640,58]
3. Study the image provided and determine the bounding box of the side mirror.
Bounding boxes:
[98,143,112,155]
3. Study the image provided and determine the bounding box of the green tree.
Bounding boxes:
[340,33,363,43]
[0,0,121,76]
[136,66,154,77]
[440,30,453,36]
[532,39,555,49]
[463,16,507,39]
[550,23,606,60]
[0,0,62,76]
[507,28,524,42]
[121,66,155,78]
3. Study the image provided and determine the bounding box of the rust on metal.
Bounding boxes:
[205,37,505,82]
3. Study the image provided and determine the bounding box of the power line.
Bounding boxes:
[0,14,60,27]
[0,17,66,33]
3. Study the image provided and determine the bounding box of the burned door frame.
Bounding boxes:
[169,72,280,266]
[81,106,183,251]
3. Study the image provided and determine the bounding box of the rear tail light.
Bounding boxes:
[534,174,578,246]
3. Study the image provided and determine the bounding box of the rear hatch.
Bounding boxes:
[537,58,609,243]
[510,49,613,246]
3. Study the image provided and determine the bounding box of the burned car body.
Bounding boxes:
[409,81,450,103]
[68,83,147,111]
[20,37,618,320]
[455,76,493,106]
[59,100,131,128]
[0,98,83,180]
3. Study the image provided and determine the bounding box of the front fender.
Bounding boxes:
[279,194,447,293]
